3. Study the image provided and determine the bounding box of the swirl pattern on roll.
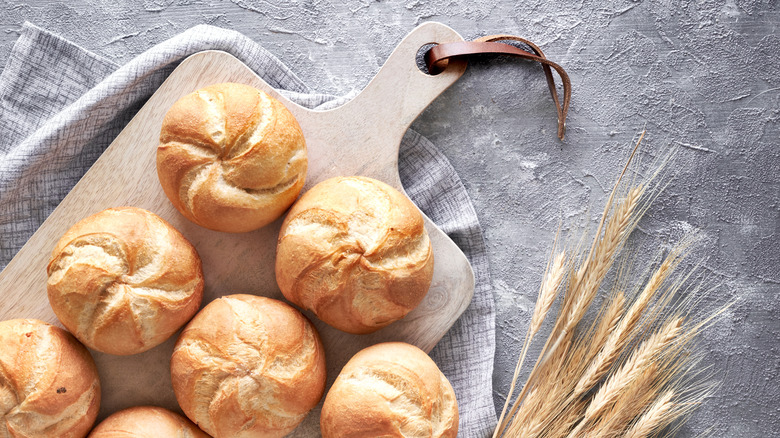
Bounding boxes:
[47,207,204,356]
[276,176,434,334]
[171,295,326,438]
[157,82,307,233]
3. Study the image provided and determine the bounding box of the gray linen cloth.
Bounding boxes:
[0,22,496,436]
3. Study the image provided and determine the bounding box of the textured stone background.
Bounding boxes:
[1,0,778,436]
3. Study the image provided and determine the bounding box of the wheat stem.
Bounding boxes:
[501,182,644,437]
[509,337,574,437]
[513,292,627,438]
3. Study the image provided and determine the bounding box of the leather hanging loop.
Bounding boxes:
[424,34,571,140]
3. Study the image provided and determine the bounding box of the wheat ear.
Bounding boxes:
[558,131,646,334]
[582,290,626,367]
[565,185,643,329]
[568,317,683,437]
[587,317,683,418]
[572,243,685,398]
[588,363,661,437]
[530,251,567,336]
[624,390,676,438]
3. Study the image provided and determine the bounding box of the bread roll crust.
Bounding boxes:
[47,207,204,356]
[321,342,458,438]
[275,176,434,334]
[157,82,307,233]
[171,294,326,438]
[0,319,100,438]
[88,406,209,437]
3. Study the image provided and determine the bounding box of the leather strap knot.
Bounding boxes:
[424,35,571,140]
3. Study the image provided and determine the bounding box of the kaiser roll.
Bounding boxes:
[321,342,458,438]
[171,294,326,438]
[88,406,209,438]
[157,82,307,233]
[0,319,100,438]
[275,176,434,334]
[46,207,204,356]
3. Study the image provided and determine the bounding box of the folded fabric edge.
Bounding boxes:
[0,22,118,88]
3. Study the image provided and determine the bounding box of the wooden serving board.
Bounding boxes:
[0,22,473,434]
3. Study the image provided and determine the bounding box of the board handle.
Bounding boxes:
[303,22,467,184]
[338,22,467,131]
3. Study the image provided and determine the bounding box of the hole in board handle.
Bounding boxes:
[416,43,443,76]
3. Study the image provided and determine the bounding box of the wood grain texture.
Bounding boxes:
[0,22,473,433]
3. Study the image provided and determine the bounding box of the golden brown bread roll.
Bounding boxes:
[88,406,209,437]
[321,342,458,438]
[47,207,204,356]
[0,319,100,438]
[275,176,434,334]
[157,82,307,233]
[171,294,326,438]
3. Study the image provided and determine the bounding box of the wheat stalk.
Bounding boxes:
[539,400,589,438]
[512,184,643,417]
[509,291,627,438]
[498,162,647,438]
[494,133,729,438]
[521,134,646,382]
[508,336,574,437]
[503,185,643,435]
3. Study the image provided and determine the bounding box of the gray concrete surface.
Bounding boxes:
[1,1,778,436]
